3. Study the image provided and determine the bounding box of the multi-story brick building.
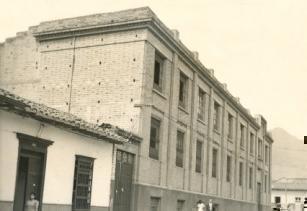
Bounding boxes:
[0,7,273,211]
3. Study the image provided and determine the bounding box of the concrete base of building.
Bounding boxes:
[133,183,271,211]
[0,201,108,211]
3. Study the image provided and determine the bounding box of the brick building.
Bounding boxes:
[0,7,273,211]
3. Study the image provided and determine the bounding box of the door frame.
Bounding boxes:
[13,133,53,211]
[113,150,135,211]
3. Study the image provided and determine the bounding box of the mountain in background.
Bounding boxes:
[270,128,307,180]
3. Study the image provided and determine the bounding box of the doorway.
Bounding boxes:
[113,150,134,211]
[13,133,52,211]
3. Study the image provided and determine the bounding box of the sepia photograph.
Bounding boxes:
[0,0,306,211]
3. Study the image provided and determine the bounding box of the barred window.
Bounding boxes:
[72,155,94,211]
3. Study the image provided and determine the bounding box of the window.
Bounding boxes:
[295,197,301,203]
[213,102,220,131]
[258,138,263,159]
[226,155,231,182]
[149,118,161,160]
[240,124,245,148]
[177,200,185,211]
[176,131,184,167]
[249,167,253,189]
[153,52,164,92]
[179,73,188,108]
[250,133,254,154]
[72,155,94,211]
[275,196,281,204]
[227,113,234,139]
[150,197,161,211]
[239,162,243,186]
[264,175,268,193]
[212,148,218,178]
[265,145,269,164]
[195,140,203,173]
[198,88,206,120]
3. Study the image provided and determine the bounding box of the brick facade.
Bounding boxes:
[0,7,273,211]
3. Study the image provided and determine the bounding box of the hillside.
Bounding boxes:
[270,128,307,180]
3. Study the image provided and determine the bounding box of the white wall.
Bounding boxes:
[0,110,114,207]
[272,189,307,207]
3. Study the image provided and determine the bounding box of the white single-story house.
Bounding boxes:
[0,88,141,211]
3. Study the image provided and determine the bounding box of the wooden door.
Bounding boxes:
[113,150,134,211]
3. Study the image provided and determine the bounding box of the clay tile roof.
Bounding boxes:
[0,88,141,144]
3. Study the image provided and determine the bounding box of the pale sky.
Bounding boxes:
[1,0,306,139]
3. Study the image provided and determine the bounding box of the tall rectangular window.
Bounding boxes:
[264,175,268,193]
[240,124,245,148]
[239,162,243,186]
[149,118,161,160]
[226,155,232,182]
[177,200,185,211]
[153,52,164,92]
[198,88,206,120]
[72,155,94,211]
[195,140,203,173]
[249,167,253,189]
[150,197,161,211]
[265,145,269,164]
[212,148,218,178]
[176,131,184,167]
[258,138,263,159]
[179,73,188,108]
[213,102,220,131]
[250,133,254,154]
[227,113,234,139]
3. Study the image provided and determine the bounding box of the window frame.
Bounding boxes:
[178,72,188,109]
[226,155,232,182]
[212,148,218,178]
[176,131,185,168]
[197,88,206,121]
[195,140,203,173]
[153,52,164,93]
[249,167,253,189]
[239,161,243,186]
[72,155,95,211]
[213,102,220,131]
[149,117,161,160]
[150,197,161,211]
[249,133,254,154]
[240,124,245,148]
[227,113,234,139]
